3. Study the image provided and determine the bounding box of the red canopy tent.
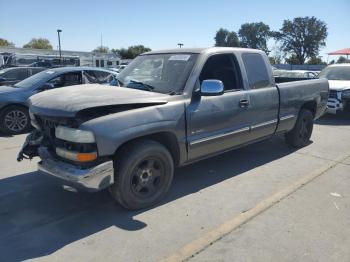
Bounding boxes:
[327,48,350,58]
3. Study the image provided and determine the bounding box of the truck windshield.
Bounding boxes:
[116,53,198,94]
[318,66,350,80]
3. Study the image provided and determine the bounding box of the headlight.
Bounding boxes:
[342,89,350,98]
[55,126,95,143]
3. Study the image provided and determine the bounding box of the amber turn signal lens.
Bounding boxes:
[76,152,97,162]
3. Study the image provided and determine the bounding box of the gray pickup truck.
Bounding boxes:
[18,47,329,210]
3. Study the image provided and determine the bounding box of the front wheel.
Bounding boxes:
[109,140,174,210]
[0,105,31,135]
[285,109,314,148]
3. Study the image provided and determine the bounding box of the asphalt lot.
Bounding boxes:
[0,113,350,262]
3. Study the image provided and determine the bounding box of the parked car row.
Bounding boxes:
[273,69,319,79]
[0,67,118,134]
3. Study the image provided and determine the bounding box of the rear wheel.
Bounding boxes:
[285,109,314,148]
[0,105,31,135]
[109,140,174,210]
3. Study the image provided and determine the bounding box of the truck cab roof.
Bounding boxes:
[143,47,264,56]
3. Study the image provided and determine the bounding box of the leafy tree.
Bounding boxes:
[238,22,270,53]
[23,38,53,49]
[269,44,283,64]
[269,57,279,65]
[93,46,109,53]
[113,45,151,59]
[337,56,349,64]
[307,57,326,65]
[214,28,240,47]
[285,55,300,65]
[273,16,328,64]
[0,38,14,47]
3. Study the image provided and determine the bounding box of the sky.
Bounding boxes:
[0,0,349,60]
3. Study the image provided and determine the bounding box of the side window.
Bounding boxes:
[93,71,113,83]
[47,72,82,88]
[17,68,29,80]
[3,69,26,79]
[242,53,270,89]
[199,54,242,91]
[83,70,98,83]
[31,68,44,75]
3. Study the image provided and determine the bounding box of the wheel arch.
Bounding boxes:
[113,131,181,167]
[0,103,28,113]
[300,100,317,118]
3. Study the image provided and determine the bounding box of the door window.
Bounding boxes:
[199,54,242,91]
[3,68,28,80]
[46,72,82,88]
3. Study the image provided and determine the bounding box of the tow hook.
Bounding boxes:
[17,130,43,162]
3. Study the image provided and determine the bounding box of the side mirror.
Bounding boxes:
[200,80,224,96]
[37,83,54,92]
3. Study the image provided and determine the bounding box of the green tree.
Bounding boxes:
[238,22,270,53]
[337,56,349,64]
[93,46,109,53]
[307,57,326,65]
[113,45,151,59]
[273,16,328,64]
[0,38,14,47]
[214,28,240,47]
[23,38,53,49]
[285,55,300,65]
[269,44,283,64]
[269,57,279,65]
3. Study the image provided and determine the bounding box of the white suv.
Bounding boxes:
[318,64,350,114]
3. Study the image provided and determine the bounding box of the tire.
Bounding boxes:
[0,105,31,135]
[285,109,314,148]
[109,139,174,210]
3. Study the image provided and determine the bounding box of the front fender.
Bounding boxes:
[79,102,186,157]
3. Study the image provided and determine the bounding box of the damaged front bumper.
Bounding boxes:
[18,131,114,192]
[37,147,114,192]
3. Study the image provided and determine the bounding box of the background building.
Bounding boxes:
[0,46,121,68]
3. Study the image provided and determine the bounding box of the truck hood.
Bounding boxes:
[328,80,350,91]
[29,84,170,117]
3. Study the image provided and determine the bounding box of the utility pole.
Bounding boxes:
[177,43,184,48]
[57,29,62,64]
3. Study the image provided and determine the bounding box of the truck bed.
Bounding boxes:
[276,78,329,133]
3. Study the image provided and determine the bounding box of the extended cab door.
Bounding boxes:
[240,52,279,139]
[186,53,252,161]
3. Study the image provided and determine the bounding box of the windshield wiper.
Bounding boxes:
[128,80,155,91]
[167,90,181,95]
[110,76,124,86]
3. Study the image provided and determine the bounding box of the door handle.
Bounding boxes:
[239,99,249,108]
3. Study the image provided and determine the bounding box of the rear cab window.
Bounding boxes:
[242,53,271,89]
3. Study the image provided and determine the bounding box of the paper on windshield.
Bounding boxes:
[169,55,191,61]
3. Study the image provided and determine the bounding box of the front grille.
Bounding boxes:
[34,115,73,150]
[329,90,338,99]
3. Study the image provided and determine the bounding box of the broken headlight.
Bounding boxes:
[55,126,95,143]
